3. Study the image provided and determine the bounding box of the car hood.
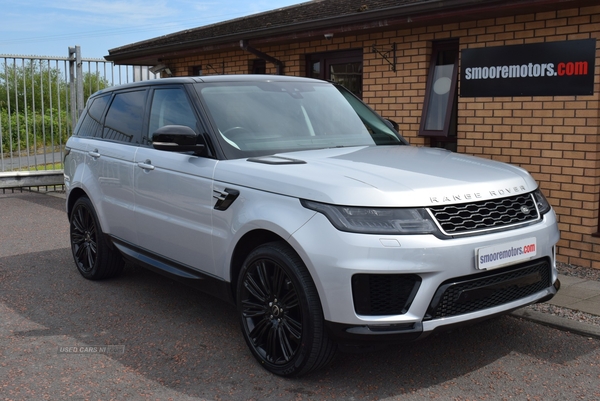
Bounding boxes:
[214,146,538,207]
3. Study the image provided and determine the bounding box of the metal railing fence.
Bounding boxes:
[0,46,158,178]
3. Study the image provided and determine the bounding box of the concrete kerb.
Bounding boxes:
[510,308,600,340]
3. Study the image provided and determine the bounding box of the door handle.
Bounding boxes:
[137,160,155,171]
[88,149,100,158]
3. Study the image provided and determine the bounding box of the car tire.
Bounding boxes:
[69,197,124,280]
[237,241,337,377]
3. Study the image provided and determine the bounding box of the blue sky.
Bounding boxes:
[0,0,307,59]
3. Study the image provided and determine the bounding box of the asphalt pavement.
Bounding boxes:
[1,189,599,401]
[0,151,64,172]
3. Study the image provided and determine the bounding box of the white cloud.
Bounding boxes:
[0,0,305,57]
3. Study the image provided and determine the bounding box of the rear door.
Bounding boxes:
[83,89,147,244]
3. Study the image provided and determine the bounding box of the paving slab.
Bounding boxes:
[546,293,583,307]
[568,296,600,316]
[557,275,588,286]
[573,280,600,291]
[557,285,600,301]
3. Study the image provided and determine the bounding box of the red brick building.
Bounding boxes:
[106,0,600,268]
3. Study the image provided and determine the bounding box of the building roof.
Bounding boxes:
[106,0,593,65]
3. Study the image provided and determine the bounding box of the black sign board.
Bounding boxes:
[460,39,596,97]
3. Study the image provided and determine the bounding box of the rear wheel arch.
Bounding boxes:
[67,187,89,218]
[67,188,116,253]
[69,196,124,279]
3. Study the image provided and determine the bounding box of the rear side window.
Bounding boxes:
[103,90,147,144]
[75,94,110,138]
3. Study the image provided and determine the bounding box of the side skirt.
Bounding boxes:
[110,236,234,304]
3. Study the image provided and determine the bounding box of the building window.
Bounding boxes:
[307,50,363,98]
[420,40,459,143]
[190,65,202,76]
[251,59,266,74]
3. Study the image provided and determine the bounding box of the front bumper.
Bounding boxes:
[325,269,560,348]
[290,209,560,344]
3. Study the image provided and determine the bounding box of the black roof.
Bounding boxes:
[90,75,328,97]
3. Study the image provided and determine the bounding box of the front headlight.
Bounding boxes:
[301,200,438,235]
[532,189,552,215]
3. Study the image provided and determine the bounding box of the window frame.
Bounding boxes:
[306,49,363,98]
[419,40,459,138]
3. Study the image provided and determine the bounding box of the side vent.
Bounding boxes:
[213,188,240,211]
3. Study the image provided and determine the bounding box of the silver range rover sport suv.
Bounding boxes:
[64,75,560,377]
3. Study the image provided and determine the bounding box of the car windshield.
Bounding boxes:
[195,80,404,158]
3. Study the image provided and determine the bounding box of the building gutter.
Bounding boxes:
[239,40,284,75]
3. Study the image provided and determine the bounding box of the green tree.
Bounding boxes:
[0,61,108,116]
[82,71,110,100]
[0,61,70,156]
[0,61,110,157]
[0,60,67,115]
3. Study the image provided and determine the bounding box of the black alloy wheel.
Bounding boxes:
[70,197,123,280]
[237,242,336,377]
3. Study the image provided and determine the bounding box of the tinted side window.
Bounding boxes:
[103,90,147,144]
[75,94,110,138]
[147,88,198,143]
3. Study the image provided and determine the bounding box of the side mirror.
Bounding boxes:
[385,119,399,132]
[152,125,206,155]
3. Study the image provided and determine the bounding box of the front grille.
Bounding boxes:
[429,193,539,236]
[425,259,551,320]
[352,274,421,316]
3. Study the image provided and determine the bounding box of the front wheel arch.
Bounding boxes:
[236,241,337,377]
[229,229,284,301]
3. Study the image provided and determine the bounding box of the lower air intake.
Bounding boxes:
[426,259,551,320]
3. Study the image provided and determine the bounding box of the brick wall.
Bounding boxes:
[451,6,600,268]
[167,4,600,268]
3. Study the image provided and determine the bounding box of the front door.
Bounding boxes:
[133,86,217,274]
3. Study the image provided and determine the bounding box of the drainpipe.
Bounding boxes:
[240,40,284,75]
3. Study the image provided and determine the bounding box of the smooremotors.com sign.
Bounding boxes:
[461,39,596,97]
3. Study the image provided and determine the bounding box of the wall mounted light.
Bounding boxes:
[149,63,173,76]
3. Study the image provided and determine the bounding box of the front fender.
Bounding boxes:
[211,185,315,281]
